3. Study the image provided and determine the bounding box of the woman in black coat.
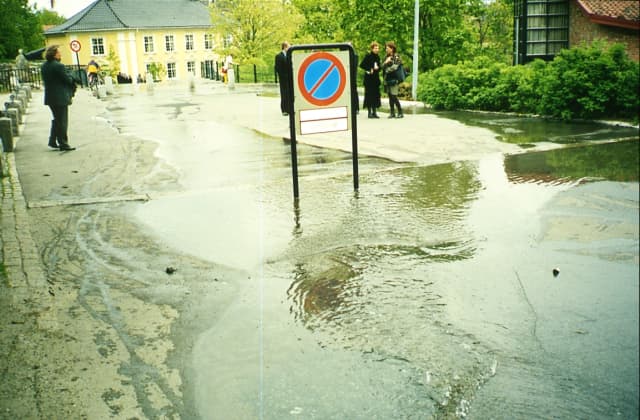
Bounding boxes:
[359,42,382,118]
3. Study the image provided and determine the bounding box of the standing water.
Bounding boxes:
[101,83,638,419]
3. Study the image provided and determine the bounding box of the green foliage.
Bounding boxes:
[35,8,66,26]
[418,42,639,121]
[210,0,304,66]
[293,0,344,43]
[102,47,121,80]
[147,62,165,81]
[289,0,513,73]
[0,0,43,59]
[538,42,639,120]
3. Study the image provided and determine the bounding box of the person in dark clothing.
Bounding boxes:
[41,45,78,150]
[274,41,292,116]
[359,41,382,118]
[382,41,403,119]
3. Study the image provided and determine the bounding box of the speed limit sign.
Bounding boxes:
[70,40,81,52]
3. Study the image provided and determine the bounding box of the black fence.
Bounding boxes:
[1,62,277,92]
[0,67,42,93]
[208,62,277,84]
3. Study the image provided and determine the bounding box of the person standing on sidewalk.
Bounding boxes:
[275,41,292,116]
[359,41,382,118]
[382,41,403,119]
[41,45,77,150]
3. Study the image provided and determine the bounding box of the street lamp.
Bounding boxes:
[412,0,419,100]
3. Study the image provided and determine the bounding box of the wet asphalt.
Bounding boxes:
[1,81,638,419]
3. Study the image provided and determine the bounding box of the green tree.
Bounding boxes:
[292,0,342,43]
[465,0,513,63]
[209,0,304,66]
[35,8,66,27]
[103,46,121,80]
[0,0,43,59]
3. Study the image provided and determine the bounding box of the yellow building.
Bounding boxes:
[44,0,219,82]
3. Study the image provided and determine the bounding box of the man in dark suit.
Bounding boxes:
[274,41,291,116]
[41,44,77,151]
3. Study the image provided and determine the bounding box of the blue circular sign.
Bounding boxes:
[298,52,346,106]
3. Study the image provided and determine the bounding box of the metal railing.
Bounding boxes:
[207,62,277,84]
[0,68,42,92]
[0,63,277,91]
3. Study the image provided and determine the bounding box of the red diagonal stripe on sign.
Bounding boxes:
[309,62,336,96]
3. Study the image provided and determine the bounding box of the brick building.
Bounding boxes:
[570,0,639,61]
[514,0,639,64]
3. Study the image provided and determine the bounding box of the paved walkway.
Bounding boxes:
[1,91,48,306]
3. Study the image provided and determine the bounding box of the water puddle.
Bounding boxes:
[100,84,637,418]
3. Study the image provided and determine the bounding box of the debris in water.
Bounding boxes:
[165,266,177,274]
[552,268,560,277]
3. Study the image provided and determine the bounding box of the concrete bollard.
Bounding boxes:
[5,109,20,136]
[0,139,6,177]
[19,85,32,100]
[146,72,154,92]
[104,76,115,95]
[17,93,29,112]
[8,94,25,115]
[227,68,235,89]
[0,117,14,152]
[97,85,107,98]
[5,101,24,120]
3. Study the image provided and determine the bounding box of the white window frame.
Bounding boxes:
[187,61,196,75]
[91,37,105,55]
[204,33,214,50]
[167,62,176,79]
[223,34,233,49]
[185,34,194,51]
[165,34,175,52]
[144,36,154,53]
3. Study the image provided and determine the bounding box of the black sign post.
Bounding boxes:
[69,40,83,86]
[286,43,359,200]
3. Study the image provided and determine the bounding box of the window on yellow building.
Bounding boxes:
[91,38,105,55]
[223,34,233,49]
[167,62,176,79]
[144,36,154,53]
[165,35,175,52]
[187,61,196,75]
[204,34,214,50]
[185,34,194,51]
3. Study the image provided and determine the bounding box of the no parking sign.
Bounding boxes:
[286,43,359,199]
[292,50,351,135]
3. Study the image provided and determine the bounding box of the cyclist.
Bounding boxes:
[87,59,100,87]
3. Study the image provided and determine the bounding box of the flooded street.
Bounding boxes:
[16,82,636,419]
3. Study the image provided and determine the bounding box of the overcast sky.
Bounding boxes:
[29,0,94,19]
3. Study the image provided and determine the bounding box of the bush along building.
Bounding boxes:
[514,0,639,64]
[43,0,219,83]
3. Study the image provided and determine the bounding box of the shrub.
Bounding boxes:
[417,42,639,121]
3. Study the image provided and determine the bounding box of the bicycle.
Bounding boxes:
[88,72,100,91]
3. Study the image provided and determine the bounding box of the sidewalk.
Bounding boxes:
[1,90,48,299]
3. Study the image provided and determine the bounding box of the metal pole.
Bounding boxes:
[412,0,419,100]
[75,51,83,86]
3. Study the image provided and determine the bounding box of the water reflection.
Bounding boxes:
[285,162,481,333]
[505,139,639,184]
[434,110,639,145]
[103,84,637,418]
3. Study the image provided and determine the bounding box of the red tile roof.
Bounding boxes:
[577,0,640,29]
